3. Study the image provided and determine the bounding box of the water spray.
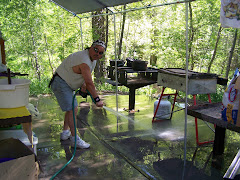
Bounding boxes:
[50,89,176,179]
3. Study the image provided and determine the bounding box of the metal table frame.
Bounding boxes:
[153,87,214,146]
[107,66,158,111]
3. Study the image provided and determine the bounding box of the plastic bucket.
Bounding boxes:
[0,79,31,108]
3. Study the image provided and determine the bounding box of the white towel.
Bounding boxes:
[220,0,240,28]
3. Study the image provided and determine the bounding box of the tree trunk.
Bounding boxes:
[150,28,158,66]
[27,13,40,81]
[207,26,222,73]
[92,9,106,83]
[0,37,6,65]
[188,2,195,70]
[125,20,131,57]
[150,55,157,66]
[118,5,126,60]
[31,30,40,80]
[150,10,158,66]
[233,34,240,69]
[44,34,54,75]
[225,29,238,79]
[105,8,109,48]
[31,31,40,81]
[62,21,65,61]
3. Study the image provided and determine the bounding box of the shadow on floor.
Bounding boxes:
[30,94,239,180]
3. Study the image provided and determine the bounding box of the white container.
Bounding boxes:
[0,79,31,108]
[154,96,171,119]
[0,130,38,155]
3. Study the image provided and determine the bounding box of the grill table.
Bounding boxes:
[154,68,227,146]
[107,66,158,110]
[157,68,218,94]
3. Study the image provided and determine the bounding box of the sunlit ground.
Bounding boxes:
[30,94,240,180]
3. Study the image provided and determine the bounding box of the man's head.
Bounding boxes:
[89,40,106,61]
[92,40,106,50]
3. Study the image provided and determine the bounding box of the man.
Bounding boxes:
[50,40,105,148]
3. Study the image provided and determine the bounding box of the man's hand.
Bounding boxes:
[96,100,104,107]
[81,83,87,93]
[79,84,88,98]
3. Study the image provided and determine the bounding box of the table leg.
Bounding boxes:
[22,122,33,145]
[194,94,214,146]
[213,125,226,155]
[129,87,136,110]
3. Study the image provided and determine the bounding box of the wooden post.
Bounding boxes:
[213,126,226,155]
[129,86,135,110]
[0,37,6,65]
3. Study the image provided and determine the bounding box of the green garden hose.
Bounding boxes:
[50,89,80,180]
[50,90,152,179]
[50,89,97,179]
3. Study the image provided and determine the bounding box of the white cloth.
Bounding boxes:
[220,0,240,28]
[56,49,96,90]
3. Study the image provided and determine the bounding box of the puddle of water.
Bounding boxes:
[31,94,240,179]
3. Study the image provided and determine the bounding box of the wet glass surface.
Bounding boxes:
[30,94,240,179]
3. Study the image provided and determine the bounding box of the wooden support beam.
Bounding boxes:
[0,38,6,65]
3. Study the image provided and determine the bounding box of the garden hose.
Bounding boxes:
[50,89,80,180]
[50,90,152,179]
[86,89,96,103]
[50,89,97,179]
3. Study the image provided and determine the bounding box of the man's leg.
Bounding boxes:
[67,107,78,136]
[68,107,90,149]
[63,112,69,130]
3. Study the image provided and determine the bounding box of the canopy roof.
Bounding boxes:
[52,0,142,14]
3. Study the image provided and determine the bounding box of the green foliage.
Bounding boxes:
[95,82,129,93]
[197,85,226,103]
[29,76,52,96]
[0,0,236,100]
[136,85,157,96]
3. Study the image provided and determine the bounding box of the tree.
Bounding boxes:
[225,29,238,79]
[118,5,127,60]
[207,26,222,73]
[188,2,195,70]
[92,9,107,83]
